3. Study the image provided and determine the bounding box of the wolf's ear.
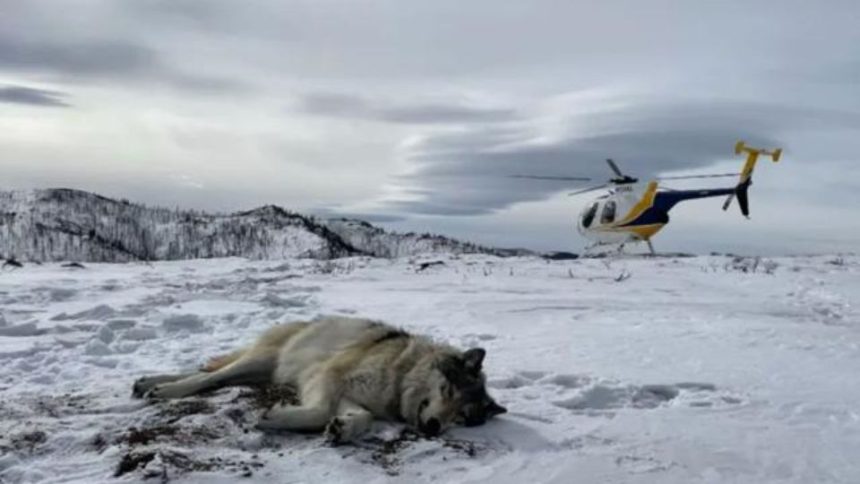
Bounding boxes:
[485,397,507,417]
[438,356,462,382]
[463,348,486,374]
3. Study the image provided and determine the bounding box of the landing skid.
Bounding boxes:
[583,239,656,258]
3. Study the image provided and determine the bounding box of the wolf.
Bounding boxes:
[132,316,506,444]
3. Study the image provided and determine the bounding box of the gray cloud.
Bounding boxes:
[0,85,70,107]
[0,35,157,77]
[385,99,859,215]
[1,0,859,254]
[295,92,518,125]
[0,34,243,93]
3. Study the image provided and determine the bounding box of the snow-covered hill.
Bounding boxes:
[0,254,857,483]
[324,217,529,259]
[0,189,527,262]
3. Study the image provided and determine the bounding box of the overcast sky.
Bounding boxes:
[2,0,859,254]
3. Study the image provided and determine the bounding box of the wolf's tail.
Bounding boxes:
[200,349,246,372]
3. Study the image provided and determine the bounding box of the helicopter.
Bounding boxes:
[513,141,782,254]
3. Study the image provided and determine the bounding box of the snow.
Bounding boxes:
[0,254,858,483]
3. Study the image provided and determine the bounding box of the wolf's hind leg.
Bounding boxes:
[324,399,374,445]
[147,352,276,399]
[256,372,337,432]
[132,373,197,398]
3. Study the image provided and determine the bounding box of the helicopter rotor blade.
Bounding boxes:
[510,175,592,181]
[657,173,740,181]
[568,184,609,196]
[606,158,625,178]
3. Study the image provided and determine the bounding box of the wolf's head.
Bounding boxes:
[402,347,506,436]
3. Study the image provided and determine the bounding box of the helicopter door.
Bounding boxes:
[582,202,598,228]
[600,200,616,225]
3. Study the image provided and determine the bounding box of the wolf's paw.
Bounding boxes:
[145,382,191,400]
[324,417,346,446]
[132,376,163,398]
[255,406,287,431]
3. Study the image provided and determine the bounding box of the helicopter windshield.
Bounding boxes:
[601,200,616,224]
[582,202,598,228]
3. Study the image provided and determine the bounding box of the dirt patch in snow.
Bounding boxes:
[350,428,490,476]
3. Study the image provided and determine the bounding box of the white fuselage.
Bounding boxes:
[576,183,653,245]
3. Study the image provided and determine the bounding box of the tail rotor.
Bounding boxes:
[723,141,782,218]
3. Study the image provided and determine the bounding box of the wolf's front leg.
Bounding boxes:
[324,399,374,445]
[132,373,197,398]
[256,372,336,432]
[256,403,332,431]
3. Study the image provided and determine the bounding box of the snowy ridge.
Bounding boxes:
[324,217,531,259]
[0,189,523,262]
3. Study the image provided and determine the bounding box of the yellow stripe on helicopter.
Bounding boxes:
[591,181,665,240]
[614,181,659,226]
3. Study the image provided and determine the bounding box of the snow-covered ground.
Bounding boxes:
[1,254,858,483]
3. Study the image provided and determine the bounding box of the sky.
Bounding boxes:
[1,0,859,254]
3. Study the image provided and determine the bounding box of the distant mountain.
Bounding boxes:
[324,217,529,259]
[0,189,531,262]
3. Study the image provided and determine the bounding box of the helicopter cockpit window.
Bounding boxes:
[601,200,616,224]
[582,202,598,228]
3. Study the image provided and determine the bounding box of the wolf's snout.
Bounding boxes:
[463,413,486,427]
[420,417,441,437]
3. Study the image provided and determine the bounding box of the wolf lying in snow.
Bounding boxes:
[132,317,506,444]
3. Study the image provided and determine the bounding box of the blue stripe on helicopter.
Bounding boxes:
[618,188,736,228]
